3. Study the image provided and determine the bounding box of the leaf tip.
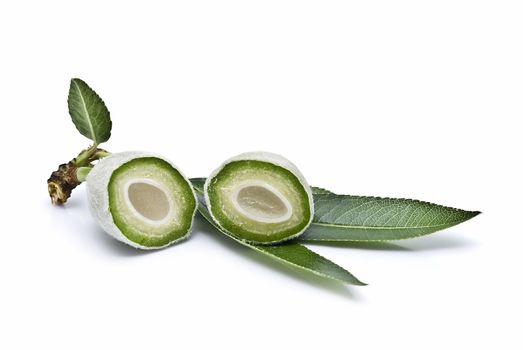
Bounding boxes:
[69,77,84,87]
[467,210,482,219]
[340,274,367,286]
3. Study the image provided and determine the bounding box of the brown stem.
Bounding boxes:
[47,146,109,205]
[47,161,80,205]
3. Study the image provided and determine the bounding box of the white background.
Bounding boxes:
[1,1,521,349]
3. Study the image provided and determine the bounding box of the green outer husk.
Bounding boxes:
[206,160,312,244]
[109,157,197,248]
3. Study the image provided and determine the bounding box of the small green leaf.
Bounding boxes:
[67,78,112,144]
[191,179,365,285]
[300,194,480,242]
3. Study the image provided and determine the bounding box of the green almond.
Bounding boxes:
[204,152,314,245]
[86,152,197,249]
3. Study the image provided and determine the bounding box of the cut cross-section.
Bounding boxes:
[86,152,197,249]
[204,152,314,244]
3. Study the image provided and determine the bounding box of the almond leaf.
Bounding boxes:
[67,78,111,144]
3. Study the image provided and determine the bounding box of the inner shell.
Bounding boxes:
[128,182,170,221]
[236,185,289,222]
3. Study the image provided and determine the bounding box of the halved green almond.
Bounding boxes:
[204,152,314,244]
[86,152,197,249]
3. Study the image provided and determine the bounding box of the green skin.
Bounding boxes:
[109,157,196,248]
[207,160,312,244]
